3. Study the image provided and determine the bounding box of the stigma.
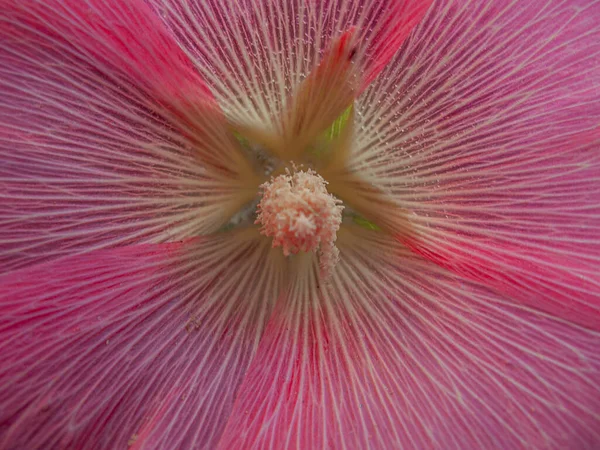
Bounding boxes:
[256,168,343,277]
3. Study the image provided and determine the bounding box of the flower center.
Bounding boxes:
[255,168,343,276]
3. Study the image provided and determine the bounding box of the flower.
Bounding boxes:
[1,0,599,448]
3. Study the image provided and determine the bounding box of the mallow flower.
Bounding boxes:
[1,0,599,448]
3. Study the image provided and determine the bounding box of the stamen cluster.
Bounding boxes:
[256,168,344,276]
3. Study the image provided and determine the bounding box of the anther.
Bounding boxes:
[256,168,344,277]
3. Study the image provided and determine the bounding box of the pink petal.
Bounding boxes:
[0,234,284,449]
[404,229,600,329]
[353,1,600,325]
[1,0,253,273]
[147,0,432,130]
[3,0,210,106]
[218,231,600,449]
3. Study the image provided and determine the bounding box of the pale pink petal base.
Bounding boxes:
[218,232,600,449]
[0,234,283,449]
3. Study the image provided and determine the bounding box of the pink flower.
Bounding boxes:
[1,0,599,448]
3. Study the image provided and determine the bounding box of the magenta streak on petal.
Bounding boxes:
[0,236,281,449]
[127,388,182,450]
[3,0,244,174]
[1,0,253,177]
[0,242,185,448]
[217,236,600,449]
[0,0,242,273]
[405,232,600,330]
[358,0,434,89]
[2,0,212,107]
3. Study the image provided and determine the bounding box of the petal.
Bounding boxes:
[0,0,259,273]
[148,0,432,132]
[2,0,208,106]
[352,0,600,324]
[218,230,600,449]
[0,233,284,449]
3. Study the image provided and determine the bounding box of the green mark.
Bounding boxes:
[309,103,354,158]
[326,104,353,141]
[352,215,381,231]
[232,130,250,148]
